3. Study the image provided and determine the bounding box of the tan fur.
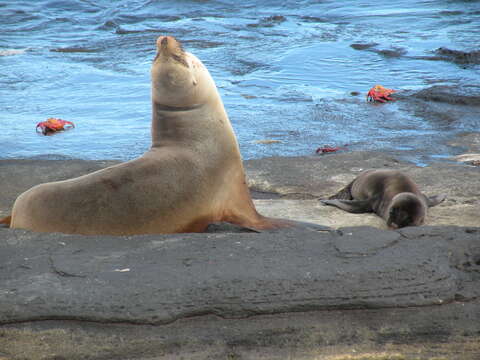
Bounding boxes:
[9,36,298,235]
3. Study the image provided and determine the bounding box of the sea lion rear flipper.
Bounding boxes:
[320,199,373,214]
[424,193,447,208]
[205,222,261,233]
[0,215,11,228]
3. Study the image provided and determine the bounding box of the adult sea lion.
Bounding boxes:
[321,169,446,228]
[4,36,326,235]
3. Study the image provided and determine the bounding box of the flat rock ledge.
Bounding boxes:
[0,152,479,360]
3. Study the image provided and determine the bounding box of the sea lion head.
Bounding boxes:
[151,36,213,108]
[387,192,427,229]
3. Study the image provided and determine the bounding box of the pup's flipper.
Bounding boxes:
[320,199,373,214]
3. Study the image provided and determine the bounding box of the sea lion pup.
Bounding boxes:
[320,169,446,229]
[5,36,326,235]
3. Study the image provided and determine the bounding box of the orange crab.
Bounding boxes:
[36,118,75,135]
[366,85,396,103]
[315,145,347,154]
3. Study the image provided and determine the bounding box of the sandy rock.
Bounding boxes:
[244,151,480,228]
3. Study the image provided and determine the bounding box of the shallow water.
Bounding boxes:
[1,0,479,164]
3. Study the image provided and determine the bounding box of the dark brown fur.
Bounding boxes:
[321,170,446,228]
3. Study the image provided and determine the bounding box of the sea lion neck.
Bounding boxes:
[150,100,208,147]
[150,38,229,148]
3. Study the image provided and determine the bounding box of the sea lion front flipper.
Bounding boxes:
[320,199,373,214]
[424,193,447,208]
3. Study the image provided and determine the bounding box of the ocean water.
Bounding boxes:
[1,0,479,164]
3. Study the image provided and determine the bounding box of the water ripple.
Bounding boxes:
[0,0,479,164]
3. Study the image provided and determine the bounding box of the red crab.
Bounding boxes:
[315,145,346,154]
[36,118,75,135]
[366,84,396,103]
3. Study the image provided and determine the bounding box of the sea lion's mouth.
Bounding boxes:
[155,36,189,68]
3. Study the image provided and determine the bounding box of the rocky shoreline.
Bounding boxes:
[0,149,479,359]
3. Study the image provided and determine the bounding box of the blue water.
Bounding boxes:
[1,0,479,163]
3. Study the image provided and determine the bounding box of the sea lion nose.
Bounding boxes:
[156,36,169,50]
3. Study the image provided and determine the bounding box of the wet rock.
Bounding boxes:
[300,15,329,23]
[374,47,407,58]
[247,15,286,28]
[230,58,269,76]
[350,42,378,50]
[434,47,480,64]
[50,47,100,53]
[391,85,480,139]
[349,43,406,57]
[408,85,480,106]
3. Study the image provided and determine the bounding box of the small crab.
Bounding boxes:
[366,85,396,103]
[315,145,346,154]
[36,118,75,135]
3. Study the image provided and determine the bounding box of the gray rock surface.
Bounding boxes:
[0,153,479,359]
[2,225,478,325]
